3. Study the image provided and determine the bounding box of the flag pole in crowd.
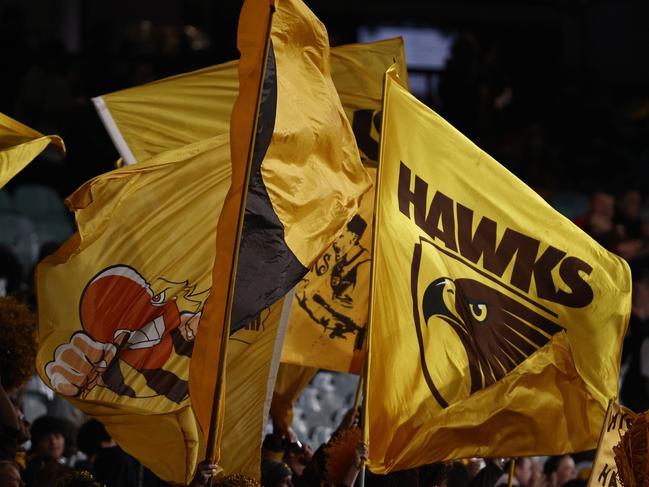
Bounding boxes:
[507,459,515,487]
[203,2,276,466]
[359,64,397,487]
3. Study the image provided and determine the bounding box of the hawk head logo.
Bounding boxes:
[412,239,565,408]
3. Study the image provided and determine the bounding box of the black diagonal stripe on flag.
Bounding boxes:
[231,42,308,332]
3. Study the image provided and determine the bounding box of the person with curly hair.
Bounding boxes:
[0,297,37,469]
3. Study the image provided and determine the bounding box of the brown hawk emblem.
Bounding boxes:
[412,240,565,408]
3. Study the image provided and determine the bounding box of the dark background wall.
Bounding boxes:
[1,0,648,196]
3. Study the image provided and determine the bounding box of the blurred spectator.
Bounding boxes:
[0,296,37,471]
[573,191,622,250]
[0,247,23,298]
[615,189,643,240]
[76,418,157,487]
[621,264,649,411]
[495,458,537,487]
[22,416,71,487]
[543,455,577,487]
[283,441,313,478]
[614,190,646,259]
[0,460,22,487]
[261,459,292,487]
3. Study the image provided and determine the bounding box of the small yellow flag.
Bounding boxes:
[0,112,64,188]
[269,363,318,437]
[36,135,230,484]
[366,69,631,473]
[587,400,635,487]
[93,62,237,163]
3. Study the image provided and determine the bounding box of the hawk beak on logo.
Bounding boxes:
[422,277,465,332]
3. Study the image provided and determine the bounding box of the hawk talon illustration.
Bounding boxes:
[421,276,564,404]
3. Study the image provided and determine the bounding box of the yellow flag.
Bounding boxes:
[366,69,631,473]
[281,38,408,374]
[220,299,288,477]
[95,30,394,479]
[269,363,318,437]
[189,0,371,454]
[36,134,230,484]
[95,38,406,166]
[93,62,237,163]
[330,38,409,166]
[0,112,64,187]
[588,400,635,487]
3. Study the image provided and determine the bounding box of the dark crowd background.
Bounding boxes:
[2,0,649,198]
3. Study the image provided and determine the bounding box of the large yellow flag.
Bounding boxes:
[0,112,64,187]
[36,134,230,484]
[189,0,371,459]
[95,34,397,479]
[95,38,407,376]
[281,39,408,374]
[366,69,631,473]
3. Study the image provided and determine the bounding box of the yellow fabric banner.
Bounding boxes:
[36,134,230,484]
[189,0,370,456]
[95,62,237,163]
[587,400,635,487]
[330,38,409,166]
[283,172,374,374]
[366,69,631,473]
[281,39,408,374]
[220,299,287,477]
[0,112,64,188]
[97,38,406,166]
[269,363,318,437]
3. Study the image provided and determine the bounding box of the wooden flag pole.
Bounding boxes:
[507,458,516,487]
[203,3,276,479]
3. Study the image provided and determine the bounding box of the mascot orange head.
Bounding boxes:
[80,265,180,370]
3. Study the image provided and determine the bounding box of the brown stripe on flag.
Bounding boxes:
[231,43,308,332]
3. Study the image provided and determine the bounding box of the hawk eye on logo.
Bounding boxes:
[411,239,565,409]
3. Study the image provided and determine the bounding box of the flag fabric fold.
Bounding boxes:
[269,363,318,437]
[0,112,64,187]
[189,0,371,453]
[366,68,631,473]
[281,38,408,375]
[36,134,231,484]
[220,298,289,477]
